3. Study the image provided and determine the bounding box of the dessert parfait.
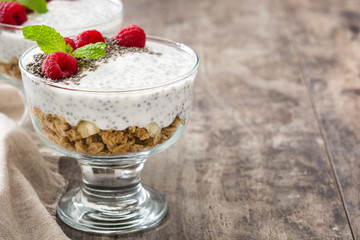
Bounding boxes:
[0,0,124,86]
[20,24,199,234]
[21,25,197,156]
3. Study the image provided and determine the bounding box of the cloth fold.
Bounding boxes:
[0,84,69,240]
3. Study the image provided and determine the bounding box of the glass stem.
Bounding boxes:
[77,157,147,207]
[57,156,168,233]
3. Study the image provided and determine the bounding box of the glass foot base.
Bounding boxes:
[57,185,168,235]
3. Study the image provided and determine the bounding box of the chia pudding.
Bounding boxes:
[20,37,199,155]
[0,0,124,82]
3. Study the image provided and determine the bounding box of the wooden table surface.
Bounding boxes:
[57,0,360,239]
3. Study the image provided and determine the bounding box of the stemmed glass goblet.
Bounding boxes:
[19,36,199,234]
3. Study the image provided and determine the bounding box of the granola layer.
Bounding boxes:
[33,107,184,155]
[0,57,21,80]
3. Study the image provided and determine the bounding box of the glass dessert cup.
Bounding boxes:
[19,36,199,234]
[0,0,125,88]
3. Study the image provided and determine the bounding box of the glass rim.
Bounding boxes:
[0,0,124,32]
[19,35,200,94]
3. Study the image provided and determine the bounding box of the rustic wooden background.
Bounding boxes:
[58,0,360,239]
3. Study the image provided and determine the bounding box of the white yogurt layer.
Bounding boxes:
[0,0,124,63]
[22,39,198,131]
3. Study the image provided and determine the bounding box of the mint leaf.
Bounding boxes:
[72,42,106,60]
[16,0,48,13]
[23,25,71,54]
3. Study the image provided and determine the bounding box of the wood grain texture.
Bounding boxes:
[57,0,353,239]
[285,0,360,238]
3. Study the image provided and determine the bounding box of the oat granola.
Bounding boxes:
[33,107,185,155]
[0,57,21,80]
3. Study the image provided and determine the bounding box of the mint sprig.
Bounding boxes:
[23,25,106,60]
[72,42,106,59]
[18,0,48,13]
[23,25,72,54]
[1,0,48,13]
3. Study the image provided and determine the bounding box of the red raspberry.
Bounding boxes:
[64,37,77,51]
[42,52,78,80]
[74,30,105,48]
[0,2,27,25]
[114,25,146,48]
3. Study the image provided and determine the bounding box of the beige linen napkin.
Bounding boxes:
[0,84,69,240]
